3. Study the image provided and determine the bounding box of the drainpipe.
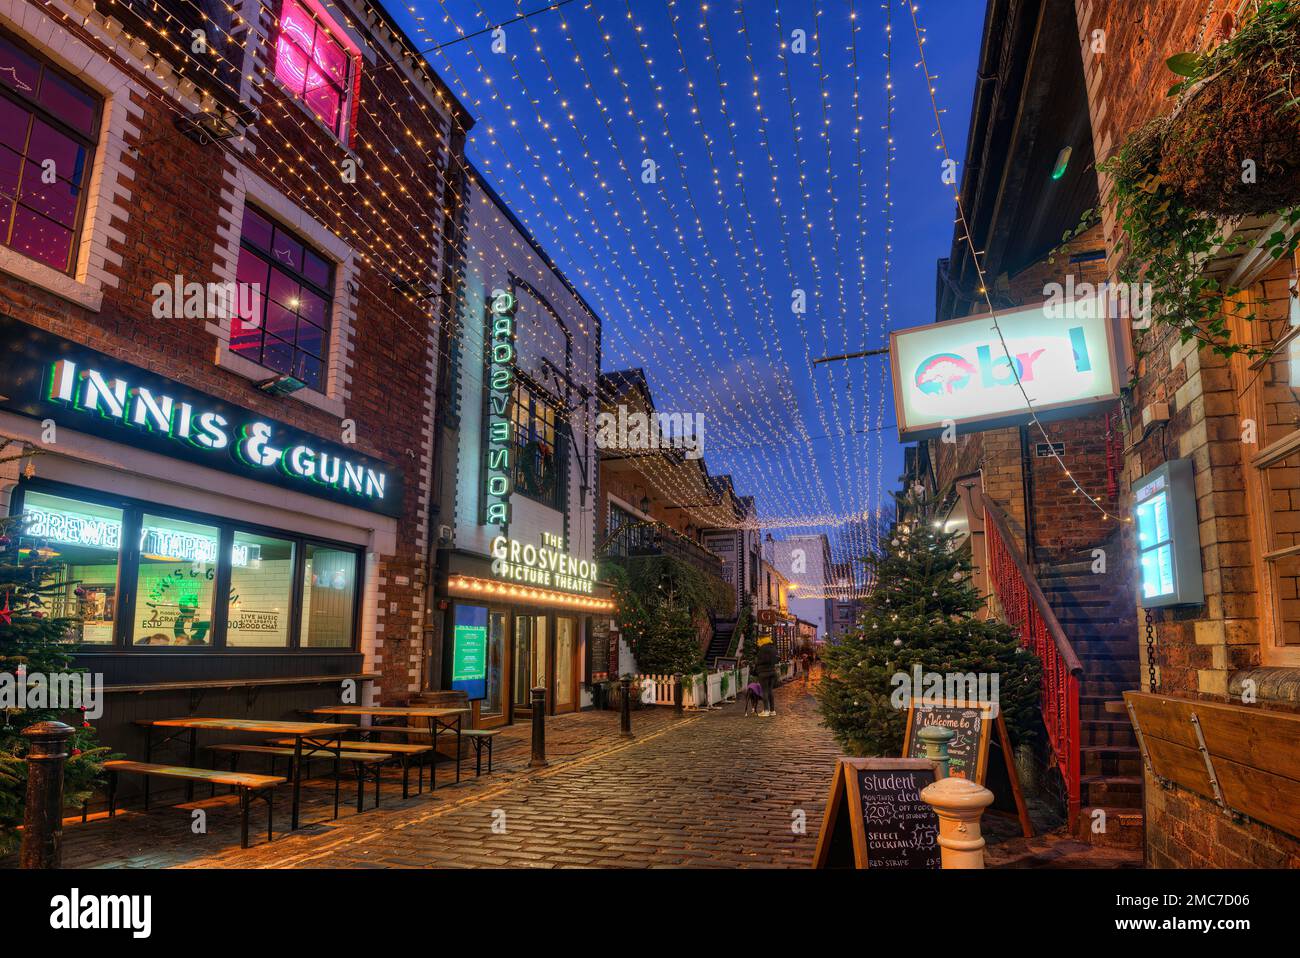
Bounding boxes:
[1019,425,1037,569]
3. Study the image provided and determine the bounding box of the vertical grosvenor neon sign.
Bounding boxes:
[482,287,516,527]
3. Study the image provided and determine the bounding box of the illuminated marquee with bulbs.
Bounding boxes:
[490,532,597,594]
[482,287,517,527]
[0,318,401,517]
[449,575,613,613]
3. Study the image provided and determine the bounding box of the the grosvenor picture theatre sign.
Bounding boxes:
[888,304,1121,442]
[0,316,401,517]
[490,532,597,594]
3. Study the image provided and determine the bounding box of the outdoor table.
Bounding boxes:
[135,718,353,830]
[303,706,470,788]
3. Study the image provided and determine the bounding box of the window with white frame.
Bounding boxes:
[233,204,334,391]
[0,28,101,275]
[1236,252,1300,661]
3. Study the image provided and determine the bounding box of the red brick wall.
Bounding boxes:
[0,0,468,700]
[1076,0,1300,866]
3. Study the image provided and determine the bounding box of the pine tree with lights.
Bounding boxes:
[0,469,111,854]
[817,487,1041,759]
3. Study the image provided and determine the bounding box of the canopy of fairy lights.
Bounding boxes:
[65,0,1120,602]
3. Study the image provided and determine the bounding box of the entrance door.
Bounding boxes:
[554,617,577,713]
[479,611,508,729]
[512,614,549,714]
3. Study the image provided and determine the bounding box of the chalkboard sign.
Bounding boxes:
[902,699,993,783]
[812,758,941,869]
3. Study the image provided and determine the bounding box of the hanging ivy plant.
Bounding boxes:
[1163,0,1300,215]
[1096,1,1300,360]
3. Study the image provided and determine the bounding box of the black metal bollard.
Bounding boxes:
[529,686,548,767]
[619,676,633,737]
[673,672,684,715]
[20,721,75,869]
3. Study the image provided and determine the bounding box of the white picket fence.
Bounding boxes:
[633,667,751,709]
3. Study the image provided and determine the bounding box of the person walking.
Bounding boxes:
[754,636,778,716]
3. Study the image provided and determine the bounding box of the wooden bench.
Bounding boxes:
[461,729,501,776]
[103,759,285,848]
[266,739,434,798]
[208,745,390,813]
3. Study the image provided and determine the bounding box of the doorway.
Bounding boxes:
[553,616,578,712]
[512,613,548,714]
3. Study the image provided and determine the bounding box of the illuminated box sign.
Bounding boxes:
[889,304,1121,442]
[482,288,517,528]
[490,532,597,594]
[450,604,488,701]
[0,316,401,516]
[1134,459,1204,608]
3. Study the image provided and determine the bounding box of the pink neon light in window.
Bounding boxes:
[273,0,352,136]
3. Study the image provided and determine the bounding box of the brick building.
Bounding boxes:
[911,0,1300,867]
[0,0,470,761]
[1073,0,1300,868]
[904,0,1140,844]
[431,164,611,726]
[595,368,747,674]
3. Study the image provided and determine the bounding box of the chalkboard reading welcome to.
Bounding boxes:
[812,758,941,869]
[902,700,993,783]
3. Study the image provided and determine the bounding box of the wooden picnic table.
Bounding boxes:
[303,706,470,788]
[135,717,353,830]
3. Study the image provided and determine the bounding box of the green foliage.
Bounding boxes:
[1164,1,1300,102]
[1096,1,1300,361]
[816,490,1041,759]
[734,596,756,666]
[0,510,111,855]
[606,555,708,676]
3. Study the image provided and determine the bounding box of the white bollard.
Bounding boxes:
[919,775,996,869]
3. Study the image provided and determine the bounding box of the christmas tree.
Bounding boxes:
[817,488,1041,758]
[0,447,111,854]
[606,555,710,675]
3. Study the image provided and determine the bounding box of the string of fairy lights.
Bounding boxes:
[414,0,837,528]
[40,0,1129,602]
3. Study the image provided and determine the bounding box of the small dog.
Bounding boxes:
[744,682,765,716]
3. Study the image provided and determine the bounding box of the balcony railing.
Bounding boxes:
[983,498,1083,824]
[606,522,724,577]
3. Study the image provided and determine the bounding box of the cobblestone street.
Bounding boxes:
[59,677,847,868]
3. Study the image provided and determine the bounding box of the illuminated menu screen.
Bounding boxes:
[1132,460,1204,608]
[1136,490,1174,600]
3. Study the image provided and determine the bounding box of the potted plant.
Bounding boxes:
[1162,1,1300,216]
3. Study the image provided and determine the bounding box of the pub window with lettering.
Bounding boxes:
[0,28,101,274]
[233,204,334,392]
[12,483,360,651]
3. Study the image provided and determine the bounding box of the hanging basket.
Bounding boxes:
[1159,56,1300,216]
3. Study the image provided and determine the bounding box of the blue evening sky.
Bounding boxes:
[395,0,986,563]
